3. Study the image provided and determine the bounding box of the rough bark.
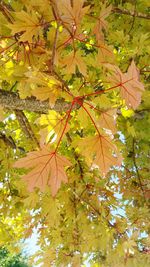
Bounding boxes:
[0,89,73,114]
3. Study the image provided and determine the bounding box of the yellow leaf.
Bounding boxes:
[8,11,40,42]
[37,111,70,145]
[76,102,95,127]
[23,71,61,107]
[126,121,136,137]
[0,106,4,121]
[121,108,134,118]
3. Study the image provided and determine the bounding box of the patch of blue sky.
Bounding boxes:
[24,228,40,256]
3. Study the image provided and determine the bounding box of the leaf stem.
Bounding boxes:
[82,83,120,98]
[55,101,75,151]
[51,24,59,71]
[82,104,101,136]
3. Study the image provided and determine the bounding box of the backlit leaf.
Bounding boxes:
[8,11,40,42]
[97,109,117,133]
[76,134,122,175]
[107,60,145,109]
[61,51,87,76]
[14,146,71,196]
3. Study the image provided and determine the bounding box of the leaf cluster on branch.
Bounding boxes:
[0,0,150,266]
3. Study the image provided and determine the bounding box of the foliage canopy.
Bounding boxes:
[0,0,150,266]
[0,247,29,267]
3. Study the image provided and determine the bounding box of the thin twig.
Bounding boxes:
[128,0,137,34]
[112,7,150,20]
[132,138,146,199]
[0,0,14,23]
[51,26,59,71]
[72,180,80,252]
[0,131,24,151]
[0,131,16,149]
[72,190,115,229]
[66,133,84,180]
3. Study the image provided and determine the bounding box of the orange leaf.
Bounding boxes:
[97,109,117,134]
[97,42,114,63]
[76,134,122,175]
[61,51,87,76]
[55,0,89,28]
[107,60,145,109]
[122,60,145,109]
[14,146,71,196]
[93,5,112,41]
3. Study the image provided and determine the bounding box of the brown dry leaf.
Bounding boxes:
[76,134,122,175]
[14,146,71,196]
[107,60,145,109]
[97,109,117,133]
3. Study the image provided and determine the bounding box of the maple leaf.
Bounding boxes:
[93,5,112,41]
[37,111,70,145]
[14,146,71,196]
[122,61,145,109]
[61,51,87,76]
[7,11,41,42]
[24,71,62,107]
[97,109,117,134]
[55,0,89,29]
[97,42,114,62]
[76,102,96,127]
[75,134,122,175]
[26,0,53,21]
[107,60,145,109]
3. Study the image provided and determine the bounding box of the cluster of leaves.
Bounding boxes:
[0,0,150,266]
[0,247,29,267]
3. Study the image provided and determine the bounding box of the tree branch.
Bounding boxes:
[15,110,40,148]
[66,133,84,180]
[0,131,24,151]
[51,24,59,72]
[72,190,115,229]
[112,7,150,20]
[0,89,74,114]
[0,131,16,149]
[0,0,14,23]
